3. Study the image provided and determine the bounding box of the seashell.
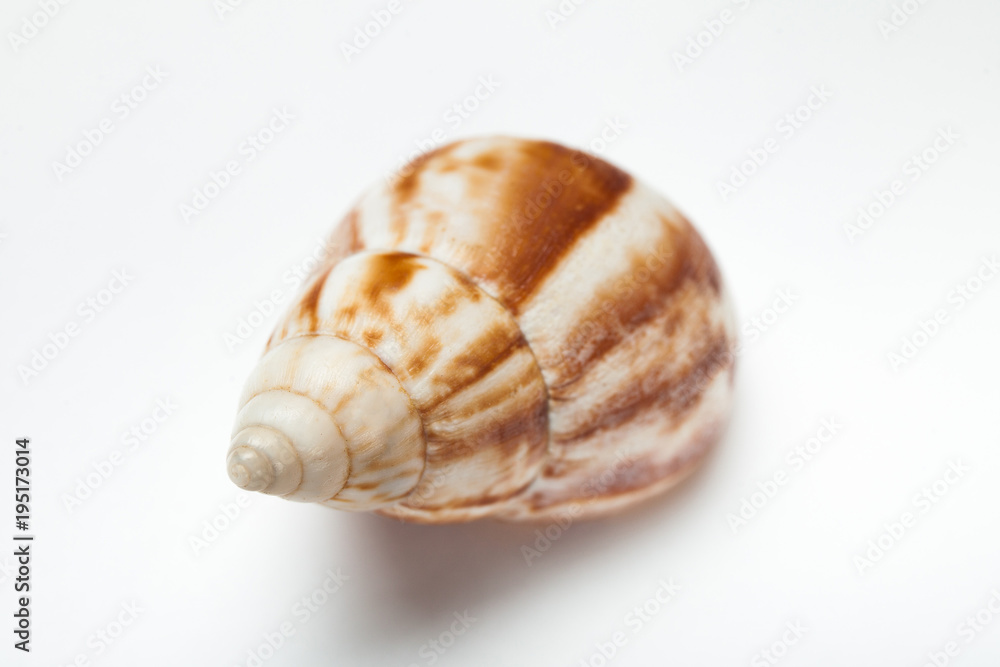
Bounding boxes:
[226,136,736,523]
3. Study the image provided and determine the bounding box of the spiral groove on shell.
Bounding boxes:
[228,136,736,523]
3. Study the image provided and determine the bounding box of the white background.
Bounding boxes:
[2,1,1000,666]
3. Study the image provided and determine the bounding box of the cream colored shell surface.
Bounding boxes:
[230,136,736,523]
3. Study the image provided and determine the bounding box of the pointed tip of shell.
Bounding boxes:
[227,445,274,492]
[227,425,302,496]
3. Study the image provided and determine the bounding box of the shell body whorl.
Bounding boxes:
[228,136,736,523]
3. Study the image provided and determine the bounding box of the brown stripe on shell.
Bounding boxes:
[421,321,527,412]
[483,142,633,311]
[394,145,452,200]
[515,420,725,516]
[282,252,435,379]
[424,355,548,457]
[386,139,633,312]
[344,209,362,255]
[547,213,723,392]
[554,329,731,445]
[406,336,442,377]
[419,210,446,254]
[402,321,549,509]
[363,251,424,301]
[280,209,369,341]
[324,208,365,266]
[281,212,365,342]
[295,264,334,332]
[391,144,456,244]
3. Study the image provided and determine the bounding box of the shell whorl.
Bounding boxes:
[233,136,736,522]
[228,334,426,508]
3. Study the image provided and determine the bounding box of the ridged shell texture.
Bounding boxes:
[227,136,736,523]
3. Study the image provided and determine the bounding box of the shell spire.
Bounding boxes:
[227,334,426,508]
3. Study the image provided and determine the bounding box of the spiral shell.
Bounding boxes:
[227,136,736,523]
